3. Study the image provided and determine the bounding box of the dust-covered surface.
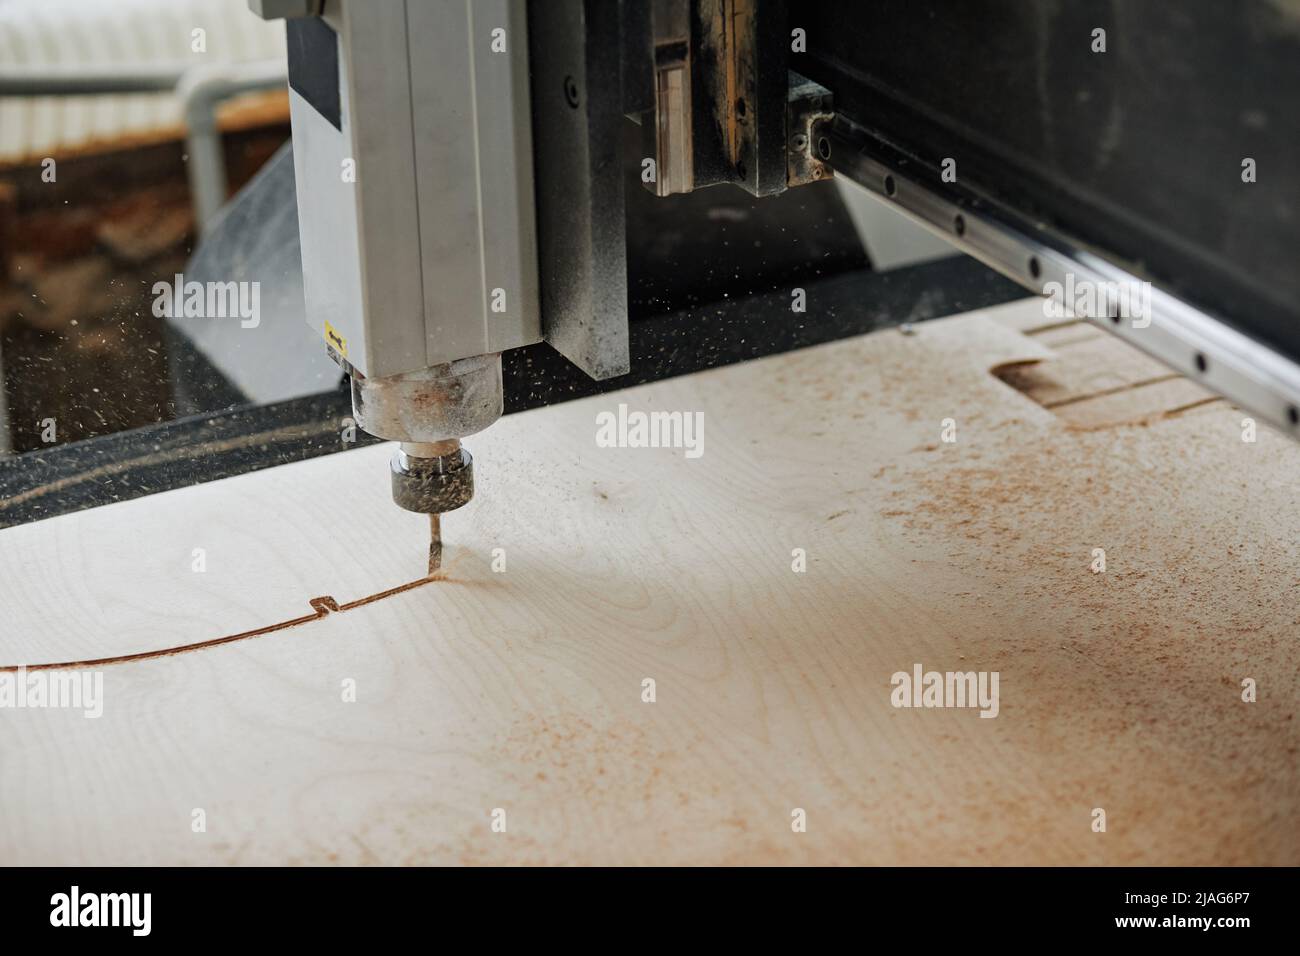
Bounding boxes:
[1,302,1296,865]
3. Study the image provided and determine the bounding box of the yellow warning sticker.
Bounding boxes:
[324,320,348,358]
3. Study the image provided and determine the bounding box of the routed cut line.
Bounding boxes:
[1,572,449,673]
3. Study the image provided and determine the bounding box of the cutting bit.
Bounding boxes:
[389,439,472,577]
[428,512,443,575]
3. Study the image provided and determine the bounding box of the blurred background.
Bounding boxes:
[0,0,290,455]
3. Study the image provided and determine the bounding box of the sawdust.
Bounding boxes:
[865,402,1300,863]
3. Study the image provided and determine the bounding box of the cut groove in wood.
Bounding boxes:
[1,572,448,673]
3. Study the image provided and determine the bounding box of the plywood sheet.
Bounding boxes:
[1,299,1296,865]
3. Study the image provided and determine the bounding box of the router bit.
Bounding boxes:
[391,438,474,574]
[352,355,499,574]
[428,514,441,574]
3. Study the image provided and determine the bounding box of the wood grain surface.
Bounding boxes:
[1,299,1297,865]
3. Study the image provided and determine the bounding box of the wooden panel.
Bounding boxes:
[992,317,1220,427]
[1,299,1297,865]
